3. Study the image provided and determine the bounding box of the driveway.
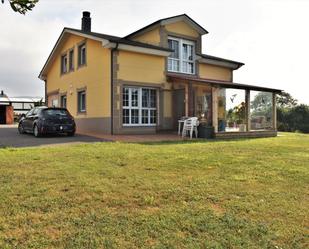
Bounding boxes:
[0,125,108,148]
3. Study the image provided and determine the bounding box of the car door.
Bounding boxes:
[23,109,34,131]
[28,108,39,131]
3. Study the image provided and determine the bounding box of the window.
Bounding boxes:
[77,90,86,113]
[61,54,68,74]
[122,87,157,126]
[32,108,39,115]
[23,103,33,109]
[78,43,86,67]
[43,109,70,117]
[69,49,74,71]
[51,99,58,107]
[168,37,195,74]
[60,95,67,108]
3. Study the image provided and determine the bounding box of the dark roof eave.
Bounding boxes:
[198,53,245,68]
[167,74,282,93]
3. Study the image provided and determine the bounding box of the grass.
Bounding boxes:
[0,132,308,248]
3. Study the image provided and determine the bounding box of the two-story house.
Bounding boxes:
[39,12,281,138]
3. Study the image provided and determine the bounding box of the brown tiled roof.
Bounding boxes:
[66,28,172,52]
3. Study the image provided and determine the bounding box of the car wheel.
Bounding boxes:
[67,131,75,137]
[18,123,25,134]
[33,124,41,137]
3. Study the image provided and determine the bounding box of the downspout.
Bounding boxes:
[110,43,119,135]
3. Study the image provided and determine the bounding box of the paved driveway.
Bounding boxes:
[0,125,108,148]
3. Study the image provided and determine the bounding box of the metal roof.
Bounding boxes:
[0,96,44,103]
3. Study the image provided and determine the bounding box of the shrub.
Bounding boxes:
[277,104,309,133]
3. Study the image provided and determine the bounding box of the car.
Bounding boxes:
[18,107,76,137]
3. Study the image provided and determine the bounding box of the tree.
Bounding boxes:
[250,92,272,113]
[1,0,39,14]
[277,91,298,108]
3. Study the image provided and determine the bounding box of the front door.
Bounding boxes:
[173,88,185,129]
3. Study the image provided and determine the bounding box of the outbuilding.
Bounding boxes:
[0,90,44,124]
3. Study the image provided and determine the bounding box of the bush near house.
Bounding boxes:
[278,104,309,133]
[0,133,308,248]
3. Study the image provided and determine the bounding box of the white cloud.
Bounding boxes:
[0,0,308,104]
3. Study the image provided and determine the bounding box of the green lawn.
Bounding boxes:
[0,133,308,249]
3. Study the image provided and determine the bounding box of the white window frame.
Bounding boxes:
[168,37,195,75]
[122,87,157,127]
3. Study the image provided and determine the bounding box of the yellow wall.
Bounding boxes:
[131,28,161,46]
[117,50,166,84]
[163,90,172,118]
[199,63,232,81]
[164,21,199,38]
[46,34,111,119]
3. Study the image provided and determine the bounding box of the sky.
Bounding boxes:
[0,0,308,104]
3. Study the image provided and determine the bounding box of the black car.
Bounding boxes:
[18,107,76,137]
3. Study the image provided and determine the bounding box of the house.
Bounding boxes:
[39,12,281,138]
[0,90,44,124]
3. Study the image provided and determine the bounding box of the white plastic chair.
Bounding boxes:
[182,117,199,139]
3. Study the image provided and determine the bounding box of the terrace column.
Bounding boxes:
[245,90,251,131]
[272,93,277,130]
[185,84,189,116]
[212,87,219,132]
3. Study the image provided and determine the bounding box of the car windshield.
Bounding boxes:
[42,109,70,117]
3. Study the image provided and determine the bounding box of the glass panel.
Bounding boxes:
[23,103,33,109]
[52,99,58,108]
[61,96,67,108]
[195,87,212,126]
[150,110,156,124]
[12,103,23,109]
[78,91,86,112]
[173,60,180,71]
[188,45,193,61]
[81,47,86,64]
[69,50,74,70]
[150,89,156,108]
[123,109,129,124]
[188,62,194,74]
[123,88,129,107]
[182,43,188,60]
[61,55,67,73]
[142,109,149,124]
[182,43,193,61]
[218,88,246,132]
[142,89,149,108]
[131,89,139,107]
[182,62,188,73]
[250,91,273,130]
[168,39,179,59]
[81,93,86,111]
[131,109,139,124]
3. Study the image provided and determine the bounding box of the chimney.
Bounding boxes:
[81,11,91,32]
[0,90,3,96]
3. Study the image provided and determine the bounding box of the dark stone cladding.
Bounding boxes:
[75,117,111,134]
